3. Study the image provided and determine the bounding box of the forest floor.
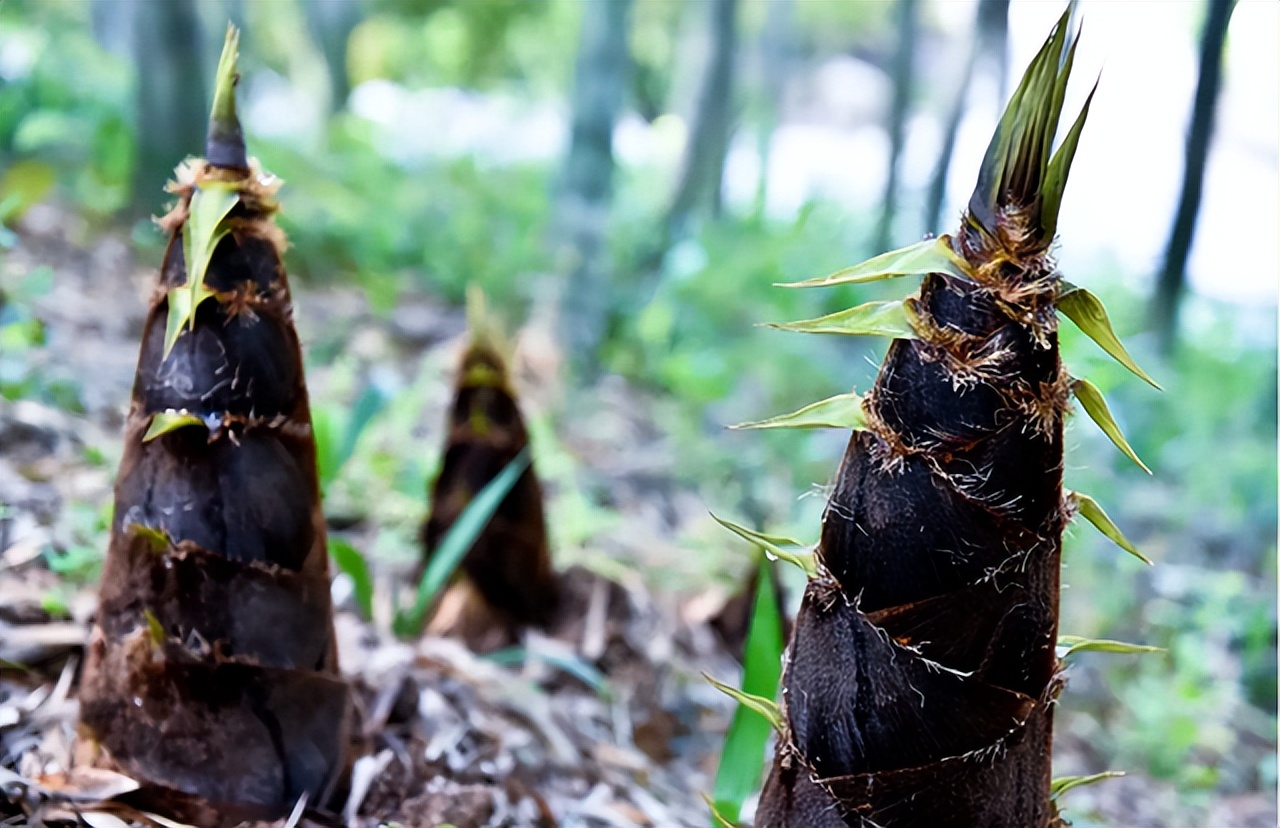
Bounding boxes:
[1,205,1275,828]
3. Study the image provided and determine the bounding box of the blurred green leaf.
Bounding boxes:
[330,537,374,621]
[0,160,56,224]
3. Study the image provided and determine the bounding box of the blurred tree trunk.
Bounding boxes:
[302,0,363,112]
[922,0,1008,234]
[665,0,739,237]
[1152,0,1236,354]
[873,0,920,251]
[128,0,207,211]
[553,0,634,372]
[751,0,794,220]
[89,1,131,58]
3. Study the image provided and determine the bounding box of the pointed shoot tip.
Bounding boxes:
[207,23,248,171]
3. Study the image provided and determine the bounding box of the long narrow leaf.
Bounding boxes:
[1057,285,1161,389]
[1070,490,1150,564]
[730,391,867,432]
[393,448,532,637]
[711,557,785,825]
[777,236,971,289]
[1070,378,1151,473]
[768,299,918,340]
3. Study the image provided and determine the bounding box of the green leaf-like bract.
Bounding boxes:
[730,391,867,432]
[1071,490,1150,564]
[1058,284,1161,389]
[769,300,918,340]
[968,3,1083,240]
[777,236,970,289]
[1041,81,1097,240]
[164,183,240,358]
[1050,771,1125,801]
[1057,635,1163,659]
[706,672,784,733]
[1070,378,1151,473]
[142,410,208,442]
[711,513,816,577]
[126,523,171,553]
[395,448,533,637]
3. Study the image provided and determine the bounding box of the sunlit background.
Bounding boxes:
[0,1,1275,826]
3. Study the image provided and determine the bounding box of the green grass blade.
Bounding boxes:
[1057,635,1164,659]
[330,538,373,622]
[1070,378,1151,473]
[393,448,532,637]
[710,513,816,577]
[730,391,866,432]
[1051,771,1125,800]
[710,557,785,825]
[1071,490,1151,564]
[768,299,918,340]
[484,647,607,694]
[1057,285,1161,389]
[776,236,971,288]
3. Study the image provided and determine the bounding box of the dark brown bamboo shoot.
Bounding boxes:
[755,9,1150,826]
[78,26,349,816]
[421,304,559,646]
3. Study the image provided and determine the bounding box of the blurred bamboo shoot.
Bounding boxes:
[421,292,559,646]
